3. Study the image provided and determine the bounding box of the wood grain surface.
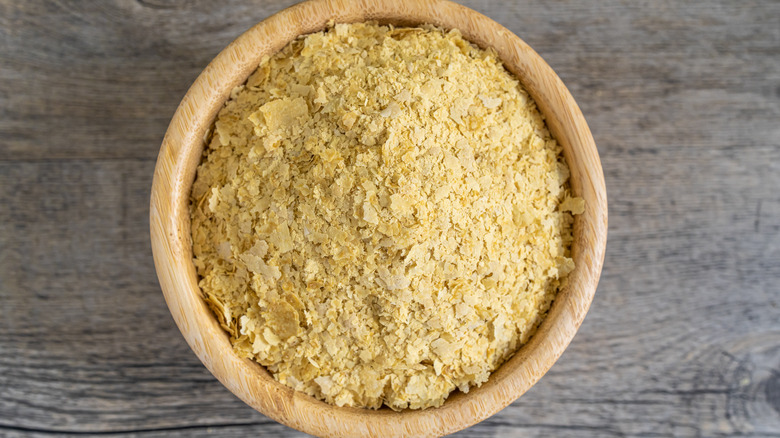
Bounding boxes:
[1,1,779,437]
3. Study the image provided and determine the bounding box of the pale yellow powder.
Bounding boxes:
[190,23,581,410]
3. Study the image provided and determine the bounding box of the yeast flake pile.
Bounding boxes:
[190,23,583,410]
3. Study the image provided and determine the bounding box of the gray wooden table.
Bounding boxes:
[1,1,779,437]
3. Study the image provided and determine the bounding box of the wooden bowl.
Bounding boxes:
[150,0,607,436]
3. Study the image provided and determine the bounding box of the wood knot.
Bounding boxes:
[765,370,780,416]
[136,0,189,10]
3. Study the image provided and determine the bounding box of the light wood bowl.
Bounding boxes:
[150,0,607,436]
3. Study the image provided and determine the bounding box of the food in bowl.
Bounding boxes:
[189,22,584,410]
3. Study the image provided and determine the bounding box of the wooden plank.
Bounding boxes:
[0,0,300,160]
[0,0,779,437]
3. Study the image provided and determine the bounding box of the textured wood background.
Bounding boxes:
[1,1,779,437]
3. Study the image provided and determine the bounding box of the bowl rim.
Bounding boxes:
[150,0,608,437]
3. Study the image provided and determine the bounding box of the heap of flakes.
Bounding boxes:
[190,22,584,410]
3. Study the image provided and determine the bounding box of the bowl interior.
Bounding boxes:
[150,1,607,437]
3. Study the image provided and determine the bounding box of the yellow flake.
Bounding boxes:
[314,86,328,104]
[389,193,412,218]
[559,196,586,214]
[379,101,401,118]
[478,94,502,109]
[256,97,309,131]
[362,202,379,225]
